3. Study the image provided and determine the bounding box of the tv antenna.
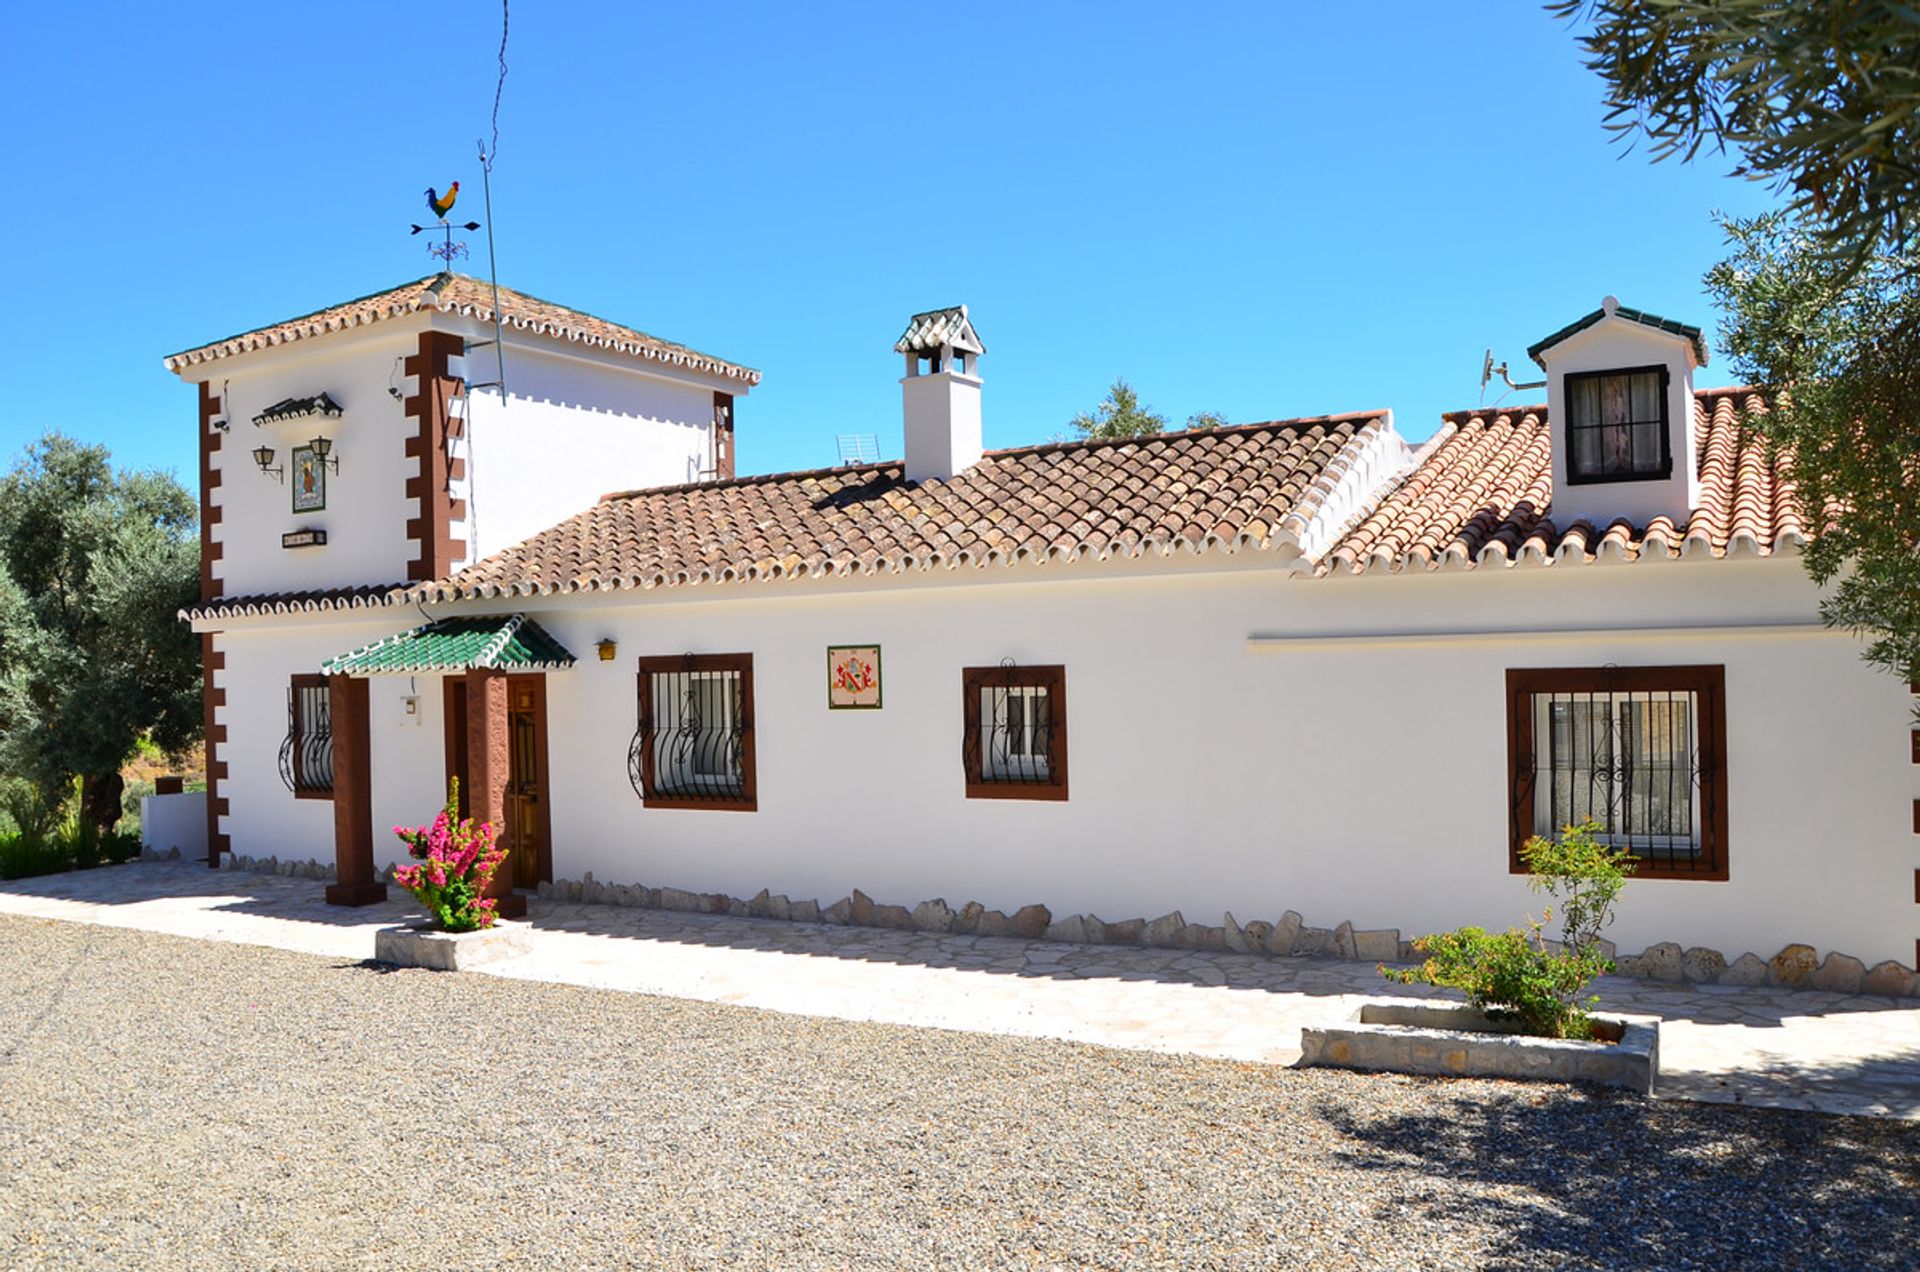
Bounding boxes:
[1479,348,1546,405]
[836,434,880,465]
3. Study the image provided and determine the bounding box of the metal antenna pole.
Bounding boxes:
[478,140,507,397]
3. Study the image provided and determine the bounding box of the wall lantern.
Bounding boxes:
[308,434,341,474]
[596,639,618,662]
[253,444,284,484]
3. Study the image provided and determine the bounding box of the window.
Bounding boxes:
[963,664,1067,800]
[630,654,756,810]
[279,674,334,799]
[1564,366,1671,484]
[1506,666,1726,880]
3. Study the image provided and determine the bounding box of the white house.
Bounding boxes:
[168,280,1919,996]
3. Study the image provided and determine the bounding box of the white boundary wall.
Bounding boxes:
[140,792,208,858]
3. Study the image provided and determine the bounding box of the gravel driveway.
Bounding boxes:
[1,915,1915,1270]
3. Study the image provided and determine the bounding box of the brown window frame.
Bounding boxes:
[287,673,334,800]
[1506,665,1727,881]
[633,653,757,812]
[962,664,1068,801]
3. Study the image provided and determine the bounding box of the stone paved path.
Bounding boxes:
[4,859,1918,1119]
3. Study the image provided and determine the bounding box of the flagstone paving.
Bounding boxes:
[4,859,1917,1120]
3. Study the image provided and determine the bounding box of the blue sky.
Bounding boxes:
[0,2,1779,484]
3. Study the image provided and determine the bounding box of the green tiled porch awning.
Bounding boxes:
[320,614,575,676]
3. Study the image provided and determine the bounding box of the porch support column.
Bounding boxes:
[465,668,527,919]
[324,675,387,907]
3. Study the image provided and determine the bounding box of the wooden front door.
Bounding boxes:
[505,675,552,887]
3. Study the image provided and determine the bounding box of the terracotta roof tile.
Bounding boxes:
[408,413,1390,601]
[164,272,759,385]
[179,583,407,623]
[1318,388,1804,575]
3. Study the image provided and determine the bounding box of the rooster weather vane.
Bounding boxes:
[411,182,482,265]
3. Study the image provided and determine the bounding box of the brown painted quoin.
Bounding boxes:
[403,330,467,583]
[197,382,229,866]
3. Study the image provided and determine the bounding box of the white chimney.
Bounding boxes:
[896,305,985,482]
[1532,295,1707,529]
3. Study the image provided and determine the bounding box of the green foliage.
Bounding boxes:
[1704,212,1920,689]
[0,434,201,813]
[1185,411,1230,431]
[0,777,56,841]
[1553,1,1920,267]
[1519,818,1636,954]
[0,829,71,882]
[1383,821,1637,1039]
[0,777,139,880]
[1383,924,1613,1040]
[1070,379,1167,441]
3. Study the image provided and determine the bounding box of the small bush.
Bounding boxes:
[1520,820,1636,955]
[0,776,140,880]
[0,830,72,881]
[1382,820,1636,1040]
[0,779,56,842]
[1384,922,1614,1039]
[392,780,508,932]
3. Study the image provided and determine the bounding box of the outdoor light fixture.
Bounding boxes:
[253,444,284,484]
[597,639,618,662]
[308,435,340,474]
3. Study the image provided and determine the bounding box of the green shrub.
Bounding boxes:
[0,830,71,881]
[1383,922,1614,1039]
[0,776,139,880]
[1520,819,1636,955]
[1382,820,1637,1040]
[0,779,55,842]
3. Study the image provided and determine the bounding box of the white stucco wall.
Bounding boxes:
[181,317,749,597]
[457,337,732,561]
[198,535,1913,969]
[213,622,452,870]
[190,321,432,595]
[193,553,1898,968]
[141,792,208,858]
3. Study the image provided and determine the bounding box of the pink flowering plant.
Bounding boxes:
[391,779,508,932]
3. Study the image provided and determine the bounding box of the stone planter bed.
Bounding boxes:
[1300,1000,1660,1093]
[374,920,532,971]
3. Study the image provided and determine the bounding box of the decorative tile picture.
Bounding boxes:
[827,645,882,709]
[291,445,327,513]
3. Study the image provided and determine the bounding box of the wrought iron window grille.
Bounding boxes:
[1507,666,1726,880]
[629,653,757,810]
[962,660,1068,801]
[278,676,335,798]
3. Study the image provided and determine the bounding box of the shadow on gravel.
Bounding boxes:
[0,861,414,930]
[521,901,1417,999]
[1318,1081,1920,1269]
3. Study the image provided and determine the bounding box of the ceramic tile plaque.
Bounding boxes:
[291,445,327,513]
[827,645,882,709]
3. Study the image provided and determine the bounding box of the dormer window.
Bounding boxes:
[1564,366,1672,485]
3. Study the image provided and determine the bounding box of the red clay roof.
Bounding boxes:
[1318,388,1807,575]
[406,413,1392,601]
[163,272,759,385]
[178,583,409,624]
